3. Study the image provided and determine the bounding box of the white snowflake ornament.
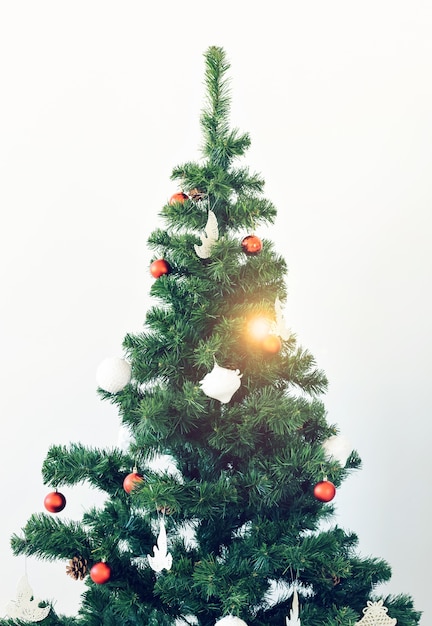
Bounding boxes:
[355,600,397,625]
[286,588,301,626]
[322,434,353,466]
[148,517,172,572]
[199,360,242,403]
[6,575,51,622]
[215,616,248,626]
[96,357,131,393]
[194,209,219,258]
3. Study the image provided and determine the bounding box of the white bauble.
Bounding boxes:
[322,434,353,466]
[215,617,248,626]
[96,357,132,393]
[199,360,242,403]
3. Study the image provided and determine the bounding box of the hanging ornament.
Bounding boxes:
[96,357,132,393]
[262,333,282,354]
[148,517,172,572]
[322,434,353,466]
[194,209,219,258]
[6,575,51,622]
[188,188,206,202]
[199,360,242,403]
[169,192,188,205]
[215,616,249,626]
[150,258,171,278]
[275,296,290,340]
[241,234,262,255]
[123,467,144,493]
[90,562,112,584]
[285,588,301,626]
[313,480,336,502]
[66,556,88,580]
[44,490,66,513]
[355,600,397,625]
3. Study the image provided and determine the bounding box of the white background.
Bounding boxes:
[0,2,431,624]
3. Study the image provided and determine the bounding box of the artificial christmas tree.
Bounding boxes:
[1,47,421,626]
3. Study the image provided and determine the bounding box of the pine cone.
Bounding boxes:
[156,504,173,515]
[188,188,206,202]
[66,556,88,580]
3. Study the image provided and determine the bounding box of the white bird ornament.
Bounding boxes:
[6,575,51,622]
[274,297,290,340]
[285,588,301,626]
[194,210,219,258]
[148,517,172,572]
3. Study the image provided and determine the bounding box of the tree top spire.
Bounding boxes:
[200,46,251,168]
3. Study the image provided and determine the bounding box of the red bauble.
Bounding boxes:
[90,562,112,584]
[150,259,170,278]
[262,334,282,354]
[313,480,336,502]
[123,470,144,494]
[44,491,66,513]
[241,235,263,255]
[169,192,188,205]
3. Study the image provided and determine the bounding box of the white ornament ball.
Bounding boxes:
[322,434,353,466]
[215,617,248,626]
[96,357,132,393]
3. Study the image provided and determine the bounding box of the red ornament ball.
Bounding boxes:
[313,480,336,502]
[241,235,263,255]
[44,491,66,513]
[90,562,112,584]
[123,470,144,494]
[150,258,170,278]
[169,192,188,205]
[262,334,282,354]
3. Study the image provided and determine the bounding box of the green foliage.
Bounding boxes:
[2,45,420,626]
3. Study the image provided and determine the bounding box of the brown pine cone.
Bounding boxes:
[188,188,206,202]
[66,556,88,580]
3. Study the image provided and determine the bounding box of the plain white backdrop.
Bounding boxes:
[0,2,431,623]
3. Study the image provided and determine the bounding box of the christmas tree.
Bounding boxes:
[2,47,421,626]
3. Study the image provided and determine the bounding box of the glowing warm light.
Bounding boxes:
[247,316,273,341]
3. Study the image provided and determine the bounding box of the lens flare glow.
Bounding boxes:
[247,316,273,341]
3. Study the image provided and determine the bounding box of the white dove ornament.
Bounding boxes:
[275,297,290,341]
[194,210,219,259]
[148,518,172,572]
[199,360,242,403]
[6,575,51,622]
[286,589,301,626]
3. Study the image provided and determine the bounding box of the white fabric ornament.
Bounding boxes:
[215,616,248,626]
[96,357,131,393]
[199,360,242,403]
[355,600,397,625]
[148,517,172,572]
[274,297,290,340]
[285,588,301,626]
[322,434,353,466]
[194,210,219,258]
[6,575,51,622]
